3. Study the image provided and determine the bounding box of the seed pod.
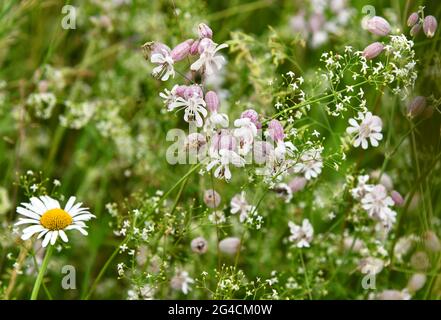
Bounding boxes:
[205,91,219,113]
[171,39,193,62]
[407,273,427,292]
[366,16,391,36]
[410,23,422,36]
[268,119,285,142]
[423,15,437,38]
[362,42,384,60]
[407,12,419,27]
[410,251,430,271]
[203,189,221,208]
[191,236,208,254]
[198,23,213,39]
[407,96,426,118]
[423,230,441,252]
[391,190,404,207]
[218,237,241,255]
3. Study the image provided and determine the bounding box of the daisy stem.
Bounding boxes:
[30,245,53,300]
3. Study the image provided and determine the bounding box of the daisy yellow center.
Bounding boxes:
[40,208,72,230]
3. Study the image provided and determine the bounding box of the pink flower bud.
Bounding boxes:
[241,109,262,129]
[205,91,219,112]
[407,96,426,118]
[198,38,213,54]
[191,236,208,254]
[211,130,237,151]
[175,85,188,97]
[203,189,221,208]
[410,251,430,271]
[184,85,203,99]
[218,237,241,255]
[362,42,384,60]
[288,177,307,193]
[407,12,419,27]
[407,273,426,293]
[171,39,194,62]
[189,39,200,55]
[410,23,422,36]
[391,190,404,207]
[309,13,324,32]
[253,141,274,164]
[268,119,285,142]
[423,15,437,38]
[366,16,391,36]
[198,23,213,39]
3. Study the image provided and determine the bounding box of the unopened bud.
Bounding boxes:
[391,190,404,207]
[218,237,241,255]
[407,96,426,118]
[423,15,437,38]
[423,230,441,252]
[288,177,307,193]
[407,273,427,292]
[205,91,219,112]
[268,119,285,142]
[410,23,422,36]
[189,39,200,55]
[410,251,430,271]
[171,39,193,62]
[366,16,391,36]
[362,42,384,60]
[407,12,419,27]
[191,236,208,254]
[241,109,262,129]
[198,23,213,39]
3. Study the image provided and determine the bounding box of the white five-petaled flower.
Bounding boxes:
[170,270,194,295]
[207,149,245,181]
[293,148,323,180]
[191,39,228,75]
[151,46,175,81]
[288,219,314,248]
[169,95,207,127]
[361,184,396,228]
[346,112,383,149]
[15,195,95,247]
[230,191,256,222]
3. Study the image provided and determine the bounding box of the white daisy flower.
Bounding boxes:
[293,148,323,180]
[288,218,314,248]
[15,195,95,247]
[190,39,228,75]
[346,112,383,149]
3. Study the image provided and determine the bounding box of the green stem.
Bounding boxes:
[30,245,53,300]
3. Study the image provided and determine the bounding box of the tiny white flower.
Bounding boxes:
[288,219,314,248]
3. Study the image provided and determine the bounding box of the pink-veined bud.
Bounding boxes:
[241,109,262,129]
[175,85,188,97]
[198,38,213,54]
[391,190,404,207]
[288,177,307,193]
[205,91,219,112]
[191,236,208,254]
[218,237,241,255]
[407,96,426,118]
[407,273,426,293]
[198,23,213,39]
[189,39,200,55]
[362,42,384,60]
[366,16,391,36]
[171,39,194,62]
[211,130,237,151]
[268,119,285,142]
[410,23,422,36]
[184,85,203,99]
[407,12,419,27]
[204,189,221,208]
[423,15,437,38]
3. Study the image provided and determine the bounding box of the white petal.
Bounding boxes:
[14,218,40,226]
[42,231,52,247]
[50,231,58,245]
[30,197,48,213]
[59,230,69,243]
[22,225,45,235]
[72,214,95,221]
[16,207,41,220]
[64,196,76,212]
